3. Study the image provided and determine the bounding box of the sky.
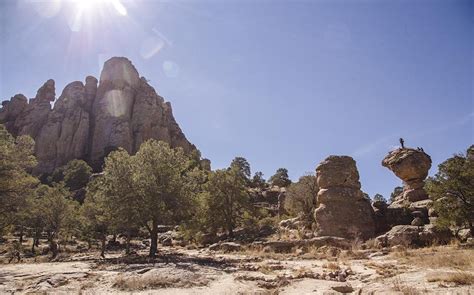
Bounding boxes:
[0,0,473,199]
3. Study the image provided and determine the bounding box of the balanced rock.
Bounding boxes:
[314,156,375,240]
[0,57,196,175]
[382,148,431,203]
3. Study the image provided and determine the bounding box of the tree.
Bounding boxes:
[390,186,403,203]
[426,145,474,235]
[269,168,292,187]
[202,167,251,238]
[286,174,318,222]
[133,140,192,257]
[230,157,251,181]
[98,148,140,255]
[35,184,79,258]
[0,125,38,235]
[80,176,112,257]
[373,194,387,203]
[63,160,92,191]
[250,171,266,189]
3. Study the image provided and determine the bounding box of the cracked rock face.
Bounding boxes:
[382,148,432,202]
[0,57,196,175]
[314,156,375,240]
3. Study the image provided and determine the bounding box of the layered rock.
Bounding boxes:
[0,57,196,174]
[382,148,432,203]
[314,156,375,240]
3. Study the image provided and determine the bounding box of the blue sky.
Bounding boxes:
[1,0,473,198]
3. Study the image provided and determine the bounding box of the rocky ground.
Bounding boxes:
[1,242,473,294]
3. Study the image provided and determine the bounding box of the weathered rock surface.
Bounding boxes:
[0,57,196,174]
[382,148,432,203]
[376,224,452,247]
[314,156,375,240]
[208,242,242,252]
[248,186,286,216]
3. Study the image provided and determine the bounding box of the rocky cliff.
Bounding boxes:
[0,57,196,175]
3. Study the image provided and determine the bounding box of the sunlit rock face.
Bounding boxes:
[0,57,196,174]
[35,81,93,174]
[89,56,195,169]
[382,148,432,203]
[314,156,376,240]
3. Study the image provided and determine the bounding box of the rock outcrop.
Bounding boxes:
[375,224,452,247]
[0,57,196,174]
[382,148,432,203]
[314,156,375,240]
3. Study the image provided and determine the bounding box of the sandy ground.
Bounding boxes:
[0,246,473,294]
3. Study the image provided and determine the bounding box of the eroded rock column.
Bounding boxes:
[382,148,432,203]
[314,156,375,240]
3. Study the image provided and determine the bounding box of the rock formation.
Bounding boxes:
[314,156,375,240]
[0,57,196,175]
[382,148,432,203]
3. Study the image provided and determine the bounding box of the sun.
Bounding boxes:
[73,0,127,16]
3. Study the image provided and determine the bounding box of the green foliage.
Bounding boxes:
[286,174,318,222]
[390,186,403,203]
[94,148,141,253]
[426,145,474,234]
[269,168,292,187]
[34,183,79,256]
[250,171,267,188]
[0,125,38,233]
[230,156,251,181]
[49,159,92,191]
[201,167,252,237]
[63,160,92,191]
[373,193,387,203]
[88,140,198,256]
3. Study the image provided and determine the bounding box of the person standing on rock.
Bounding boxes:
[399,138,405,149]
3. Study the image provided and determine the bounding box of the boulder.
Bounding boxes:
[314,156,375,240]
[382,148,432,203]
[208,242,242,252]
[161,237,172,246]
[259,236,350,253]
[316,156,361,189]
[376,225,452,247]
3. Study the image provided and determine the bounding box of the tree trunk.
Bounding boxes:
[31,237,36,254]
[149,220,158,257]
[100,235,106,258]
[125,232,131,255]
[19,227,23,244]
[50,239,58,258]
[469,221,474,237]
[48,232,58,258]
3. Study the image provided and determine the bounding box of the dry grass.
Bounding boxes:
[363,238,381,249]
[322,261,340,271]
[392,276,421,295]
[365,261,406,278]
[427,271,474,285]
[392,246,474,270]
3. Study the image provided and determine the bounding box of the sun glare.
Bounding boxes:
[73,0,127,16]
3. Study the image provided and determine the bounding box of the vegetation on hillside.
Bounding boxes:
[1,123,472,259]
